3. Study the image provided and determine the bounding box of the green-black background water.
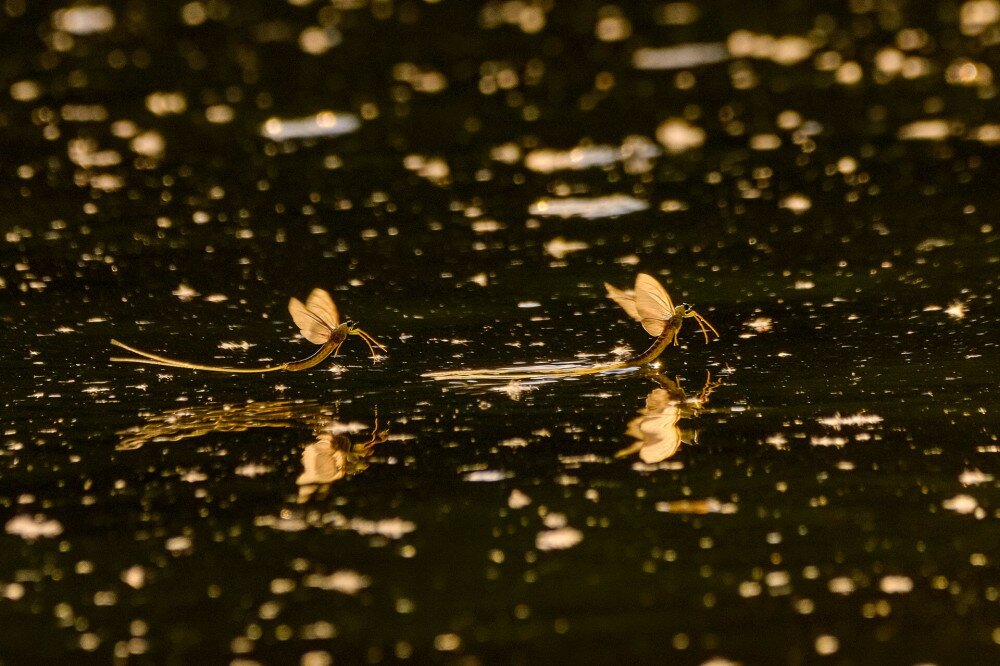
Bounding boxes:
[2,0,999,663]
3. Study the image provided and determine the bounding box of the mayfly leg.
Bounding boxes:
[353,328,386,360]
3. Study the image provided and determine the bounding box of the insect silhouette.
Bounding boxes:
[424,272,718,381]
[111,288,385,373]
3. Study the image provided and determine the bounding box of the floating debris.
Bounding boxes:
[764,434,788,449]
[53,6,115,35]
[524,137,660,173]
[656,499,737,514]
[5,514,63,540]
[744,317,773,333]
[945,301,967,320]
[942,494,979,514]
[898,119,952,141]
[815,635,840,656]
[463,470,511,482]
[304,570,369,594]
[403,154,450,185]
[130,131,165,159]
[491,380,536,400]
[945,58,993,86]
[879,575,914,594]
[340,516,416,539]
[261,112,361,140]
[749,133,782,151]
[299,26,341,55]
[727,30,814,65]
[632,42,730,70]
[529,194,649,219]
[172,284,200,301]
[959,469,994,485]
[145,92,187,116]
[779,193,812,214]
[165,535,192,554]
[656,118,706,153]
[9,80,41,102]
[536,526,583,551]
[828,577,856,595]
[810,436,848,447]
[968,124,1000,145]
[960,0,1000,36]
[508,489,532,509]
[544,237,590,258]
[120,566,147,589]
[393,62,449,93]
[525,145,618,172]
[817,412,883,428]
[916,238,954,252]
[235,463,273,478]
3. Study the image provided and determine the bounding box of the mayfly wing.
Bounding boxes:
[305,288,340,328]
[640,317,667,337]
[634,273,674,316]
[604,282,641,321]
[289,297,333,345]
[634,273,674,337]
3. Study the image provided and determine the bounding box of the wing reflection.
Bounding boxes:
[296,422,388,502]
[616,373,719,463]
[116,400,388,494]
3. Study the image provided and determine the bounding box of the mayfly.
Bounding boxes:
[111,288,386,373]
[424,272,718,381]
[603,272,719,367]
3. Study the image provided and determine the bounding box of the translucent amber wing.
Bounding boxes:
[305,288,340,328]
[289,297,333,344]
[604,282,641,321]
[634,273,674,337]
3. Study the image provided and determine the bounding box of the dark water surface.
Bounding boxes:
[2,0,1000,663]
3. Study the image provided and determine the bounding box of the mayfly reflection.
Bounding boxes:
[424,272,718,381]
[616,373,720,464]
[296,419,388,502]
[115,400,389,496]
[111,288,386,373]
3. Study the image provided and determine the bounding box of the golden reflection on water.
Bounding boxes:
[616,373,719,463]
[116,400,387,494]
[296,422,388,502]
